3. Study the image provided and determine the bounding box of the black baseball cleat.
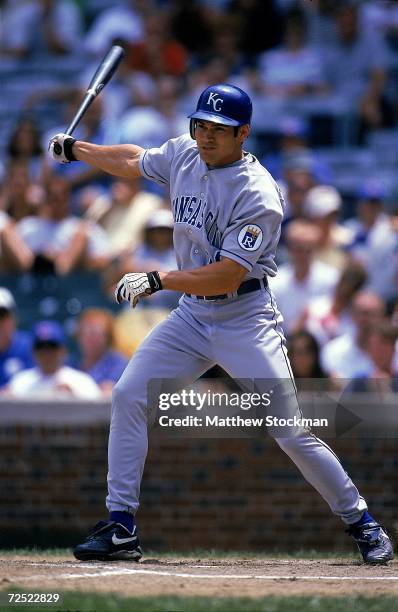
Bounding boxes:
[347,521,394,565]
[73,521,142,561]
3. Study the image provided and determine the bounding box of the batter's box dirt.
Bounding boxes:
[1,555,398,598]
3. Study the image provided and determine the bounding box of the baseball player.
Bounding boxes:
[49,84,393,564]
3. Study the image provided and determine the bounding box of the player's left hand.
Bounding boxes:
[48,133,77,164]
[115,271,163,308]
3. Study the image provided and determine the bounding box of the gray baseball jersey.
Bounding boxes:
[139,133,283,280]
[105,133,367,526]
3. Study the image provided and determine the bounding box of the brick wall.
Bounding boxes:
[1,401,397,552]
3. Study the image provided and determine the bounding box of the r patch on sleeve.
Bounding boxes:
[237,224,263,251]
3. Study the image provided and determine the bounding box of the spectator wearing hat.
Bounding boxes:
[269,220,339,335]
[345,180,398,300]
[8,320,101,399]
[303,184,352,270]
[0,288,34,388]
[74,309,128,396]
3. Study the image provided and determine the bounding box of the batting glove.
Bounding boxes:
[115,271,163,308]
[48,133,77,164]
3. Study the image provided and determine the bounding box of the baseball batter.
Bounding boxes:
[49,84,393,565]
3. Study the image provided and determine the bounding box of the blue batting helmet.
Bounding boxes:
[188,83,252,138]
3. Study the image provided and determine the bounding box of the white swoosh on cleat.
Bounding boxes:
[112,534,136,546]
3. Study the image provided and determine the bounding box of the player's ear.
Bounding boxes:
[239,124,250,143]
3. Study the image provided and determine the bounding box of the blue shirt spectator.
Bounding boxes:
[0,288,33,387]
[74,308,128,395]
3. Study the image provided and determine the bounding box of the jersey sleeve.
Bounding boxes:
[139,134,190,186]
[220,187,283,272]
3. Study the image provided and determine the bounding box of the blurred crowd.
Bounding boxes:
[0,0,398,397]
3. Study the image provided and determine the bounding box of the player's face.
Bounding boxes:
[195,120,249,167]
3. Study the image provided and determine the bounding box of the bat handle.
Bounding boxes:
[65,92,96,136]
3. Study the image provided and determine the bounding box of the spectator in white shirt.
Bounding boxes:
[321,291,385,381]
[16,175,112,275]
[301,259,368,347]
[270,219,339,335]
[8,320,101,399]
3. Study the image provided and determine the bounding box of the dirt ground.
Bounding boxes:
[1,555,398,599]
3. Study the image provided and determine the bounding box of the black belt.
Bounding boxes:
[186,277,268,301]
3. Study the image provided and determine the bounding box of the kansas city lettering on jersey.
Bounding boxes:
[173,196,204,228]
[172,196,222,249]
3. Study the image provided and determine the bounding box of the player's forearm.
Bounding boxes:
[72,141,144,179]
[159,260,246,295]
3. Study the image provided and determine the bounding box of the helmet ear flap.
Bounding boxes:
[190,119,197,140]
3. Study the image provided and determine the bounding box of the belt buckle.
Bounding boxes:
[203,295,218,302]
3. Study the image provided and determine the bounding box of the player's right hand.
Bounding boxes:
[115,271,162,308]
[48,133,77,164]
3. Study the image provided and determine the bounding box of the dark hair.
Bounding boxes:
[288,329,326,378]
[7,118,43,158]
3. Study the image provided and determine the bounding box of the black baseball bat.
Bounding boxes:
[53,45,125,154]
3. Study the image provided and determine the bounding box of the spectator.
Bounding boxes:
[0,182,34,271]
[321,290,385,380]
[115,209,180,310]
[0,288,34,388]
[302,259,368,347]
[127,13,188,77]
[84,0,145,57]
[257,6,326,99]
[303,184,351,270]
[361,1,398,53]
[2,162,38,222]
[0,0,40,59]
[0,0,83,59]
[6,118,44,181]
[73,309,128,395]
[279,150,316,247]
[16,175,112,275]
[345,180,398,301]
[288,329,330,391]
[29,0,83,58]
[269,220,339,335]
[170,0,214,56]
[345,320,398,395]
[84,177,164,257]
[7,320,101,399]
[117,76,187,149]
[228,0,284,59]
[261,116,333,184]
[321,2,391,134]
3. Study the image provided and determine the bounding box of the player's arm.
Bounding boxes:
[48,133,144,179]
[159,258,247,295]
[115,258,247,308]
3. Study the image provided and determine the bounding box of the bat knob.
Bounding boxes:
[53,143,62,155]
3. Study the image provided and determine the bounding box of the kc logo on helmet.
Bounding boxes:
[207,92,223,112]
